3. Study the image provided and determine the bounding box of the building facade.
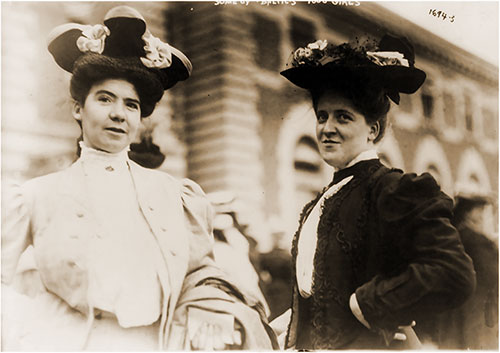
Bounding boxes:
[2,1,498,252]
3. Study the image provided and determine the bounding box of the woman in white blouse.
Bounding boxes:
[2,6,275,351]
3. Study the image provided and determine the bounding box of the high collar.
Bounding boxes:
[345,149,378,169]
[331,151,380,185]
[79,141,130,174]
[79,141,130,162]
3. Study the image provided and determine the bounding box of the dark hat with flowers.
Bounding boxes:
[47,6,192,116]
[280,34,426,104]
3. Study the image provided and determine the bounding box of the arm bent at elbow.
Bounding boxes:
[355,172,476,333]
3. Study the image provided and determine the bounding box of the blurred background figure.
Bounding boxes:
[416,188,498,350]
[258,228,293,322]
[208,191,271,318]
[128,118,166,170]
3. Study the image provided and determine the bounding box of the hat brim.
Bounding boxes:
[280,63,426,95]
[47,17,191,90]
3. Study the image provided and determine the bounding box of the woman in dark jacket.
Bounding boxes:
[274,34,476,350]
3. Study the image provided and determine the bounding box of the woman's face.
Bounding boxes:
[315,90,378,169]
[73,79,141,153]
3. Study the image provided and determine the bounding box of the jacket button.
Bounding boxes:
[149,206,154,211]
[76,213,84,218]
[161,227,167,232]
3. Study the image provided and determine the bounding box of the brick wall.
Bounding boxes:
[169,3,270,249]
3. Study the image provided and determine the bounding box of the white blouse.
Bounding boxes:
[296,150,379,298]
[79,142,163,325]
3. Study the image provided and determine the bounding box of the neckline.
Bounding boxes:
[79,141,130,165]
[331,159,381,185]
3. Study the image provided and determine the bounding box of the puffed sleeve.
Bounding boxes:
[355,172,476,333]
[177,179,276,348]
[181,178,217,272]
[2,181,33,284]
[180,179,260,303]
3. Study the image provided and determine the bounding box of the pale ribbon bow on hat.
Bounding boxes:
[366,51,409,67]
[76,24,110,54]
[141,31,173,69]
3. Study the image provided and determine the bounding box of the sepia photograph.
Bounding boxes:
[1,0,498,350]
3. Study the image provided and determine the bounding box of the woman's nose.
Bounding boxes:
[109,103,126,122]
[323,117,337,134]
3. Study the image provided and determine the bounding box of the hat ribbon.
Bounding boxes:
[140,31,173,69]
[76,24,110,54]
[75,25,173,70]
[365,51,409,67]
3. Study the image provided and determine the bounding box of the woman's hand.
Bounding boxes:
[270,308,291,335]
[393,321,422,348]
[270,308,291,350]
[190,321,242,350]
[188,307,242,350]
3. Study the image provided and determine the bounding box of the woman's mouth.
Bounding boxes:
[322,139,340,145]
[105,127,126,134]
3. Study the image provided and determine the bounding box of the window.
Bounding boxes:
[420,80,434,120]
[482,107,497,139]
[469,174,480,186]
[442,92,456,127]
[398,94,413,113]
[464,95,473,131]
[293,136,324,215]
[421,93,434,119]
[426,164,441,185]
[290,16,316,49]
[294,136,322,174]
[252,13,281,71]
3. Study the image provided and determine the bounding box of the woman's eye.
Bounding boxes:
[97,95,111,103]
[337,113,353,122]
[316,111,328,123]
[127,102,139,110]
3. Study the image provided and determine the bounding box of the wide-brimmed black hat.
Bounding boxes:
[47,6,192,92]
[280,34,426,104]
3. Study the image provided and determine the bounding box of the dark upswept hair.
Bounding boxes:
[70,53,165,118]
[310,70,390,143]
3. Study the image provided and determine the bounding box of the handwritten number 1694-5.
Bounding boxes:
[429,9,455,22]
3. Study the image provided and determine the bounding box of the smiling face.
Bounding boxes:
[73,79,141,154]
[315,90,379,169]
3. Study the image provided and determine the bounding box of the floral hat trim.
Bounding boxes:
[76,24,110,54]
[140,31,173,69]
[75,25,173,69]
[286,39,410,69]
[366,51,409,67]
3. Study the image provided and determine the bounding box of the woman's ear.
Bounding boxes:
[368,121,380,142]
[72,101,82,122]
